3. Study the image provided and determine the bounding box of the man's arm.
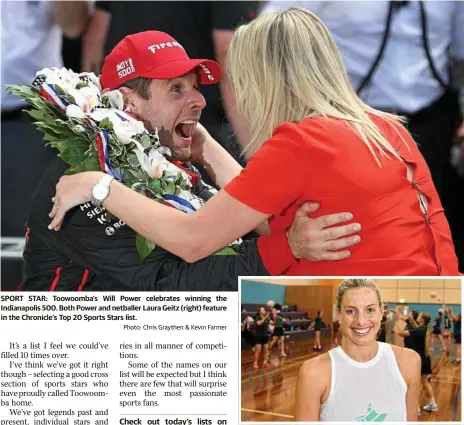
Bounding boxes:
[52,1,91,39]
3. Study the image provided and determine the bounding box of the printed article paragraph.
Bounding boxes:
[0,293,238,425]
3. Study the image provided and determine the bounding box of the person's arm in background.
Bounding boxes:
[52,1,92,39]
[211,2,262,151]
[81,2,111,73]
[451,1,464,138]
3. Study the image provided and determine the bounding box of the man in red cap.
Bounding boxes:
[21,31,361,291]
[99,31,221,164]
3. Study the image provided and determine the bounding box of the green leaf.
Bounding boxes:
[65,155,101,174]
[136,233,155,261]
[165,180,175,195]
[140,135,151,149]
[148,179,162,194]
[75,82,88,90]
[99,117,112,130]
[25,109,46,121]
[57,142,89,165]
[213,247,239,256]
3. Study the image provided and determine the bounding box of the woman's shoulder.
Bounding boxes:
[389,344,421,378]
[300,352,332,378]
[273,115,343,136]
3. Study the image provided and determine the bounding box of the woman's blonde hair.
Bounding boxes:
[227,7,408,162]
[336,278,383,311]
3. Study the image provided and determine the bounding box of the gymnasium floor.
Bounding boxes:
[241,335,461,422]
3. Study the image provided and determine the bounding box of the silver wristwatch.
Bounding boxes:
[91,174,114,207]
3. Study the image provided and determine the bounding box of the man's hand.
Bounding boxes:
[287,202,361,261]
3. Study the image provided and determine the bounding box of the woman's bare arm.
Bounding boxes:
[294,355,329,421]
[392,346,421,422]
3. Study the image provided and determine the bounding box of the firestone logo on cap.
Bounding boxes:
[198,63,215,82]
[116,58,135,79]
[147,41,184,54]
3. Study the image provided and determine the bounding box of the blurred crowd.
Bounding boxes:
[1,1,463,268]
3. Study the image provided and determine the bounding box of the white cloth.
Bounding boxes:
[319,342,407,422]
[1,0,63,111]
[261,1,464,114]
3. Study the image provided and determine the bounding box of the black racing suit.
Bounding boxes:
[21,158,270,291]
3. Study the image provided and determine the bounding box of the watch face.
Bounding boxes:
[93,184,109,200]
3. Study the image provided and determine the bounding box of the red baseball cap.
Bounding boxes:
[100,31,222,89]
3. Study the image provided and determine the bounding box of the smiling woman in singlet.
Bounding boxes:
[295,279,421,422]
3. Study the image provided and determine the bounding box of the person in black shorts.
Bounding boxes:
[313,311,324,351]
[447,307,461,364]
[403,311,419,349]
[431,310,447,353]
[268,307,288,357]
[253,306,271,370]
[395,312,438,414]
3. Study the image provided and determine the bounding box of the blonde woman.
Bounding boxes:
[49,8,459,276]
[295,279,421,421]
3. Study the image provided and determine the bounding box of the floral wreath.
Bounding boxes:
[7,67,236,260]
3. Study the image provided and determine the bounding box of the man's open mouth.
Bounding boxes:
[175,120,197,141]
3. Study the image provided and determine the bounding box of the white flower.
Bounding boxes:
[36,67,61,78]
[89,108,114,122]
[149,150,170,179]
[68,86,101,113]
[110,112,146,145]
[134,148,170,179]
[102,89,123,110]
[66,104,86,119]
[45,74,78,94]
[90,109,145,145]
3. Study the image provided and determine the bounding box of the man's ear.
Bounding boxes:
[119,86,137,113]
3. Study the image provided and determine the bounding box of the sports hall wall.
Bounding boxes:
[241,279,461,328]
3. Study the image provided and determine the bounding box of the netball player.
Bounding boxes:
[314,311,324,351]
[431,310,447,353]
[269,307,288,357]
[447,307,462,364]
[253,306,271,369]
[295,279,420,421]
[395,312,438,414]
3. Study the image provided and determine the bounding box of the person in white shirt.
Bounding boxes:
[261,0,464,268]
[295,279,421,422]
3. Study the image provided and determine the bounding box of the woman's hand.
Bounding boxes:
[49,171,104,230]
[190,122,213,164]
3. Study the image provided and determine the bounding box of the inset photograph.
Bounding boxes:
[240,278,461,422]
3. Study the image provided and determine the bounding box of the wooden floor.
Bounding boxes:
[241,335,461,422]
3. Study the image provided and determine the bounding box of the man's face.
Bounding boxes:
[131,71,206,160]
